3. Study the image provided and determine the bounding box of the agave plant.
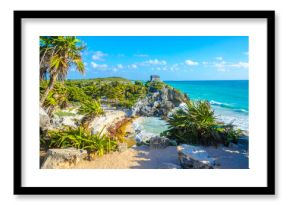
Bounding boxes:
[165,100,220,145]
[164,100,242,146]
[45,126,117,157]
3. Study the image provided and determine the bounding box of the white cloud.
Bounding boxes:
[90,62,97,68]
[112,68,118,72]
[90,62,108,70]
[92,51,107,61]
[185,60,199,66]
[116,64,123,69]
[170,64,180,71]
[214,61,227,68]
[143,59,167,66]
[135,54,149,57]
[213,60,248,71]
[215,57,223,61]
[230,62,249,68]
[128,64,138,69]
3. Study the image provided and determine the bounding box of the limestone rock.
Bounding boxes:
[90,110,126,134]
[177,144,215,169]
[131,86,189,117]
[150,136,170,149]
[41,148,87,169]
[51,115,63,128]
[135,133,151,145]
[40,106,51,130]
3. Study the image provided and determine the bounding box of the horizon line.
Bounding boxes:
[66,78,249,81]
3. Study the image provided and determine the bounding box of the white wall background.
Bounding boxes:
[0,0,287,204]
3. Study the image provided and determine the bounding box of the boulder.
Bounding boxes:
[40,106,51,130]
[61,116,78,127]
[150,136,170,149]
[177,144,215,169]
[135,133,151,145]
[41,148,87,169]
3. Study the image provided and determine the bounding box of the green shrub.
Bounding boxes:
[44,127,117,156]
[145,81,164,92]
[42,78,148,110]
[41,82,68,114]
[67,86,91,102]
[215,124,242,146]
[78,99,104,129]
[162,100,242,146]
[117,99,135,109]
[134,80,143,86]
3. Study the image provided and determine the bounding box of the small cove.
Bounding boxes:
[133,117,168,142]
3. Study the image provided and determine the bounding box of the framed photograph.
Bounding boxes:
[14,10,275,195]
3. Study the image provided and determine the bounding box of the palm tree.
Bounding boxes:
[40,36,85,106]
[39,36,58,80]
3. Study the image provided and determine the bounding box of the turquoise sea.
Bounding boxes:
[165,80,249,131]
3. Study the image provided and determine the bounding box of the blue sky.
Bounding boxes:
[68,36,249,81]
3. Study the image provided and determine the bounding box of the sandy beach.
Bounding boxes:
[73,145,180,169]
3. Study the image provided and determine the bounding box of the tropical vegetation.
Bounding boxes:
[42,127,118,157]
[78,99,104,129]
[39,36,243,161]
[40,36,85,106]
[161,100,242,146]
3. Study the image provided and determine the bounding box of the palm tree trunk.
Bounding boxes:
[40,72,58,106]
[39,48,48,67]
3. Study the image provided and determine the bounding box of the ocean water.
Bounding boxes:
[133,117,169,143]
[165,80,249,131]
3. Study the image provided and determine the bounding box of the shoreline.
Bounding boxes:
[40,78,249,169]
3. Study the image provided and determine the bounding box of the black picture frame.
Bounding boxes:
[14,10,275,195]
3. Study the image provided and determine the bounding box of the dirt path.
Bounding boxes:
[73,145,180,169]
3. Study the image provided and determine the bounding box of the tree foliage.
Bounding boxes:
[40,36,86,105]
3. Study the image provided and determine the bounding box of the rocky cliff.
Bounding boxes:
[131,86,189,118]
